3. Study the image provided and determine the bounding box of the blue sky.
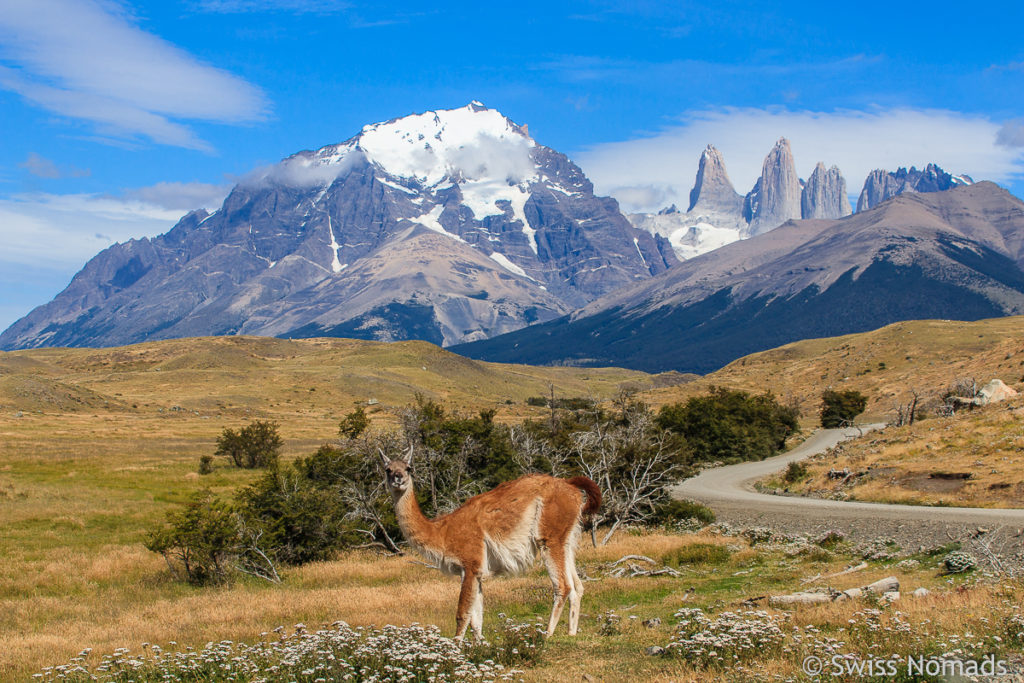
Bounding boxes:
[2,0,1024,334]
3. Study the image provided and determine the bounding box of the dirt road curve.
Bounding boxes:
[672,426,1024,549]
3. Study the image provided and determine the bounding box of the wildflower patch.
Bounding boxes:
[36,621,541,682]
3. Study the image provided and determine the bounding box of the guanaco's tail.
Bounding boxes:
[566,476,601,516]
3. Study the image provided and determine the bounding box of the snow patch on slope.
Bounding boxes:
[409,205,465,242]
[327,215,345,273]
[629,210,745,261]
[489,251,532,279]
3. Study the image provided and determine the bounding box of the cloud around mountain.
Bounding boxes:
[576,107,1024,213]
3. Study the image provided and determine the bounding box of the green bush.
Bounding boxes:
[145,491,238,585]
[236,463,357,566]
[656,387,799,464]
[338,405,369,440]
[819,390,868,428]
[783,461,808,483]
[215,420,282,469]
[651,498,715,527]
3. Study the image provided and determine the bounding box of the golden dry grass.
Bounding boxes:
[3,330,1024,680]
[0,335,649,425]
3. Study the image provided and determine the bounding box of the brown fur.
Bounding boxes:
[382,450,599,639]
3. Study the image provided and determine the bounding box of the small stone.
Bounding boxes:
[912,588,931,598]
[645,646,665,656]
[642,617,661,629]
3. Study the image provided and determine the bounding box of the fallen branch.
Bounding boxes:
[602,554,684,578]
[610,555,657,566]
[770,576,900,606]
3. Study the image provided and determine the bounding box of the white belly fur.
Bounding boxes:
[482,499,543,577]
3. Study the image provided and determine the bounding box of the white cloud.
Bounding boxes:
[447,134,536,184]
[0,0,268,150]
[575,107,1024,213]
[0,192,182,269]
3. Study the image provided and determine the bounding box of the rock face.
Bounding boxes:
[688,145,744,215]
[457,182,1024,373]
[0,103,676,351]
[744,138,803,236]
[856,163,973,212]
[976,379,1018,405]
[629,146,747,261]
[633,143,974,264]
[801,163,853,219]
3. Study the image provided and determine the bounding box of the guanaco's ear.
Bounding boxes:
[377,448,389,467]
[403,444,414,465]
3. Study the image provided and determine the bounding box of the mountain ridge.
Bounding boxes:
[455,182,1024,373]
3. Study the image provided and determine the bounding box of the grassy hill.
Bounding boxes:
[638,316,1024,424]
[762,393,1024,508]
[0,335,652,420]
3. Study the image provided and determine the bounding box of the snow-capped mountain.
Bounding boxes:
[629,141,970,263]
[457,182,1024,373]
[0,103,676,351]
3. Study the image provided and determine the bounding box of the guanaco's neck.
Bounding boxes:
[393,485,441,550]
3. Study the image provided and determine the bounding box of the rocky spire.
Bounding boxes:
[687,144,744,214]
[856,164,973,212]
[801,162,853,219]
[744,138,802,236]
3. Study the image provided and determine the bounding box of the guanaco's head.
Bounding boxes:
[380,446,414,493]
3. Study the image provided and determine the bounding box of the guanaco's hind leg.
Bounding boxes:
[542,546,575,636]
[566,546,584,636]
[469,576,484,640]
[455,569,479,640]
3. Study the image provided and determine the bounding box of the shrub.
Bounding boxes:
[145,491,238,585]
[656,387,799,464]
[197,453,213,475]
[338,405,369,440]
[783,461,808,483]
[236,463,356,565]
[942,550,977,574]
[819,390,867,428]
[215,420,282,469]
[651,498,715,527]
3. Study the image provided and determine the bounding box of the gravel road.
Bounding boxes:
[672,425,1024,553]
